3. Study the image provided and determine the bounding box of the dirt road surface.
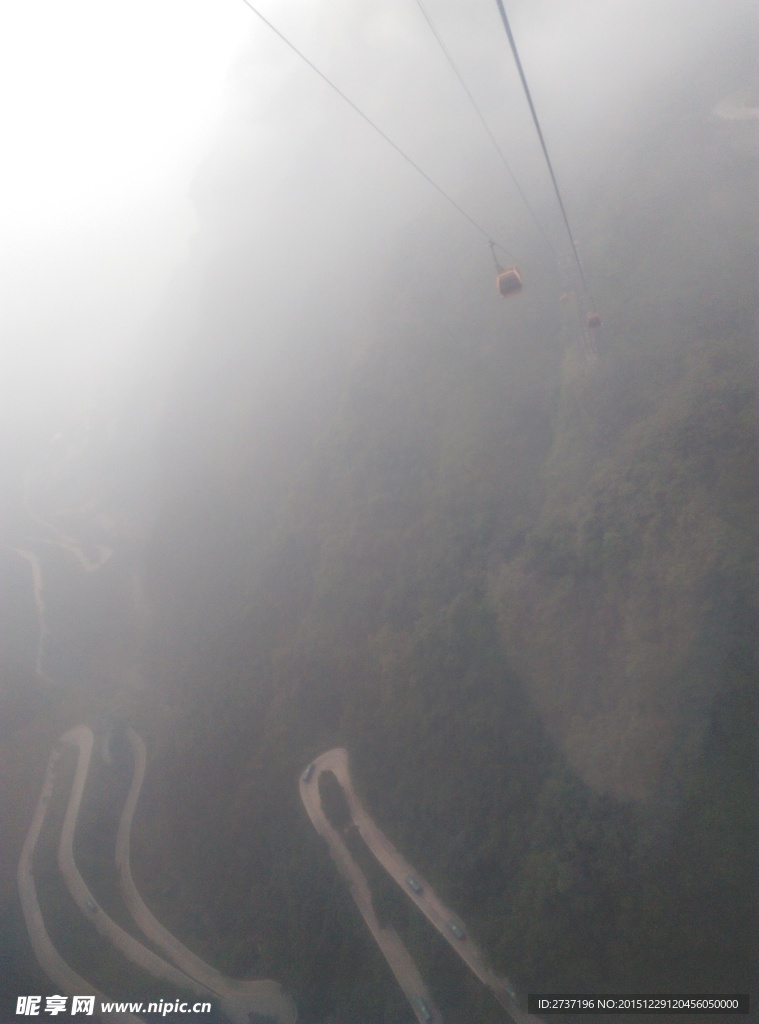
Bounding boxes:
[117,729,297,1024]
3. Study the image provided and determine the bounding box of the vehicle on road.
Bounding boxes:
[85,896,97,913]
[446,919,465,940]
[415,996,433,1021]
[503,980,517,1001]
[405,875,423,894]
[302,763,315,783]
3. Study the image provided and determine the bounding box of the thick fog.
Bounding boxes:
[0,0,243,435]
[1,0,754,447]
[1,4,756,1015]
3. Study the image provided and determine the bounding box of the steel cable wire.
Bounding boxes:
[238,0,514,259]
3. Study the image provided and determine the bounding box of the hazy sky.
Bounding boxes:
[0,0,249,427]
[0,0,753,438]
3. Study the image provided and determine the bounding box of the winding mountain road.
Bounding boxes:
[11,546,53,682]
[22,469,114,574]
[116,729,297,1024]
[17,741,144,1024]
[20,726,297,1024]
[300,759,442,1024]
[57,729,220,1008]
[5,474,115,684]
[22,727,536,1024]
[302,749,539,1024]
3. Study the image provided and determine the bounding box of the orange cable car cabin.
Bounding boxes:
[496,266,523,297]
[586,311,602,329]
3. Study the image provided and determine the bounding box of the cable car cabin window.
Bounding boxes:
[497,267,523,296]
[586,311,602,328]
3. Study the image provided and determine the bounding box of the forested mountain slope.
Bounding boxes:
[131,94,757,1022]
[492,107,757,801]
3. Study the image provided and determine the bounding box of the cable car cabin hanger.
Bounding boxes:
[489,241,523,297]
[490,0,607,320]
[497,266,523,296]
[239,1,535,308]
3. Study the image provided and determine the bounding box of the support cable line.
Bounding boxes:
[492,0,594,302]
[413,0,553,253]
[238,0,514,260]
